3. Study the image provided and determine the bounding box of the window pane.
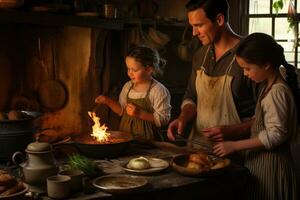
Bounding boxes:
[278,41,295,65]
[249,0,270,14]
[273,0,289,14]
[249,18,272,34]
[275,18,294,40]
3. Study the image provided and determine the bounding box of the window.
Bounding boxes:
[247,0,299,68]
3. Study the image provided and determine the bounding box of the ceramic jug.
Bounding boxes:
[12,141,59,193]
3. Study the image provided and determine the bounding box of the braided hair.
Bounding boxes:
[236,32,300,121]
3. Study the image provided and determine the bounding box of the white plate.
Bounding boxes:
[121,157,169,175]
[93,174,147,194]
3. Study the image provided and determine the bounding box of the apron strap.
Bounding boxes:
[126,79,154,100]
[222,55,236,91]
[200,46,211,72]
[225,55,236,75]
[126,82,134,99]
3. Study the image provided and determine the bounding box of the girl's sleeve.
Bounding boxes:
[150,83,172,127]
[258,86,293,149]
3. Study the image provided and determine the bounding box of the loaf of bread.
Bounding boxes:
[0,112,7,120]
[0,174,16,186]
[7,110,24,120]
[0,169,26,197]
[0,181,25,196]
[0,170,8,175]
[189,152,209,165]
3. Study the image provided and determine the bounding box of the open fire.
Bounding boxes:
[88,111,111,143]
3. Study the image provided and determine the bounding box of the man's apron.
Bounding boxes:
[189,47,241,150]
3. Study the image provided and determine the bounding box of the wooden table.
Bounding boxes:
[43,143,250,200]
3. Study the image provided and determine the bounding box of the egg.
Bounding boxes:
[127,156,151,170]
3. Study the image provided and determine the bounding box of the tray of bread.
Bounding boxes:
[171,152,230,177]
[0,169,28,199]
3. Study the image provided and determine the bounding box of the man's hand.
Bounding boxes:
[202,125,234,142]
[167,117,186,141]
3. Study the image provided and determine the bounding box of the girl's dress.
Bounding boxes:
[119,79,171,140]
[245,83,298,200]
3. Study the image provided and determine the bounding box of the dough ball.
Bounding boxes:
[127,156,151,170]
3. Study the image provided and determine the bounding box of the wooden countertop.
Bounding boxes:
[42,142,250,200]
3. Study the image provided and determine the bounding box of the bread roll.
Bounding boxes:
[186,161,201,170]
[0,181,24,196]
[0,112,7,120]
[0,170,8,175]
[127,156,151,170]
[189,152,209,165]
[7,110,23,120]
[0,174,16,186]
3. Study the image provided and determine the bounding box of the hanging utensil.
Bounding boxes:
[38,37,68,111]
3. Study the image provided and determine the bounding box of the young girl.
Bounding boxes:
[205,33,299,199]
[95,45,171,141]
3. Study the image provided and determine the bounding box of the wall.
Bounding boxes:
[0,25,107,137]
[0,0,244,137]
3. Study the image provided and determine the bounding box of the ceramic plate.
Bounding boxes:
[171,154,231,177]
[121,157,169,175]
[92,174,147,194]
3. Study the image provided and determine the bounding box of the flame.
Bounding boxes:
[88,111,110,142]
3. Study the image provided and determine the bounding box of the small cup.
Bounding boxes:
[47,175,71,199]
[58,169,84,191]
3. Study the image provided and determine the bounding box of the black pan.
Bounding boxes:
[58,131,133,159]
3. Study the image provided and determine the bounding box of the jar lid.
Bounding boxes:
[27,142,51,152]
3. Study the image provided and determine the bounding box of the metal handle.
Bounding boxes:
[12,151,26,165]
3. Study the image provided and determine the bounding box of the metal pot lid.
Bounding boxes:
[27,141,51,152]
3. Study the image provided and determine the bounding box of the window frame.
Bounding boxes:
[246,0,299,68]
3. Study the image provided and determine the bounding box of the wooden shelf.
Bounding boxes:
[0,9,186,29]
[0,10,125,30]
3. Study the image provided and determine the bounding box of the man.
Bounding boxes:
[167,0,257,151]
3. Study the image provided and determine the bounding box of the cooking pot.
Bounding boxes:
[0,111,41,132]
[58,131,133,159]
[0,111,42,161]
